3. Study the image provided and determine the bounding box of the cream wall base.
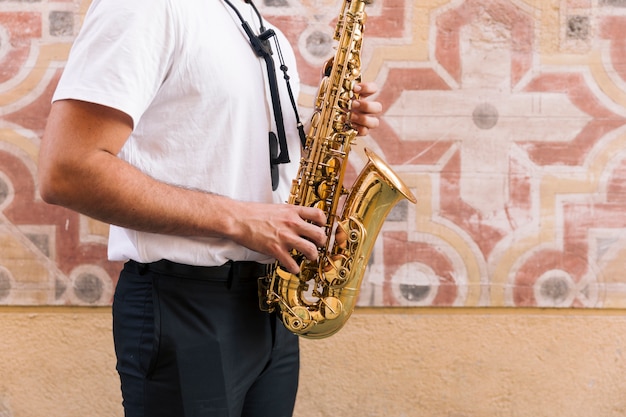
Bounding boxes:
[1,308,625,417]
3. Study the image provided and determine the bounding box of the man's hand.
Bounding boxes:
[351,82,383,136]
[227,202,327,274]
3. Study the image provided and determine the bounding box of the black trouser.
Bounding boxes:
[113,260,299,417]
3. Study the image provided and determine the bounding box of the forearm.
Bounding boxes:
[40,148,238,239]
[38,99,237,240]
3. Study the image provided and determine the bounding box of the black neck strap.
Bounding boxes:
[222,0,306,165]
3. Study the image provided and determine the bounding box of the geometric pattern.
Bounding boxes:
[2,0,626,307]
[0,0,118,305]
[267,0,626,308]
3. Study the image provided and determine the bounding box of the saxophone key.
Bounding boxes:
[321,296,342,320]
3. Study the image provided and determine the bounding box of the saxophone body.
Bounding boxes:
[259,0,417,339]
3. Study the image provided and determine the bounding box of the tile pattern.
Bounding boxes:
[1,0,626,307]
[0,0,117,305]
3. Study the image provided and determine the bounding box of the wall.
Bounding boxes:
[1,308,626,417]
[2,0,626,415]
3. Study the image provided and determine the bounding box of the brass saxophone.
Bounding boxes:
[259,0,417,339]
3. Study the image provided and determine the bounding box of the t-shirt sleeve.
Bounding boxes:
[52,0,176,128]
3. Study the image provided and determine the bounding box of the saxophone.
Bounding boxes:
[258,0,417,339]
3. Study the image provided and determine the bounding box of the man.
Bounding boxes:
[38,0,382,416]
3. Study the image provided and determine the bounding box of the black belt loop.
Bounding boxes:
[226,260,235,289]
[137,262,150,276]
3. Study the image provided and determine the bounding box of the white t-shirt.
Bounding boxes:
[53,0,302,266]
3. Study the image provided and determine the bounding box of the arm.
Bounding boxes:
[38,99,326,273]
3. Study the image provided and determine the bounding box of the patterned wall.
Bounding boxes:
[0,0,119,306]
[1,0,626,308]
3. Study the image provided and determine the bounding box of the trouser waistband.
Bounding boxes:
[125,259,269,282]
